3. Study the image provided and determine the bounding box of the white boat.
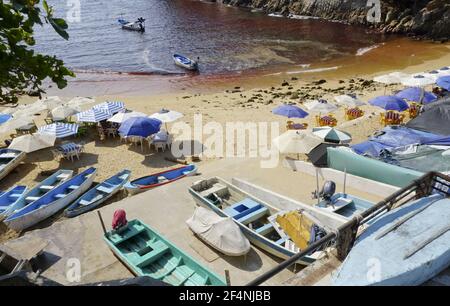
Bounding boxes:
[0,149,26,181]
[4,167,97,231]
[173,54,198,71]
[333,194,450,285]
[118,17,145,32]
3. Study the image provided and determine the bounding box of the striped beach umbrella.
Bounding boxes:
[93,101,125,114]
[38,123,79,138]
[75,108,112,123]
[312,127,352,144]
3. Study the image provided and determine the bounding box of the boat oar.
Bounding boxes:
[97,211,107,235]
[224,269,231,286]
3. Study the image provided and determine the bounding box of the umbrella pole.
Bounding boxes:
[315,167,320,206]
[343,167,347,195]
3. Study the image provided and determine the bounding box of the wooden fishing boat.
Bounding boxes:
[65,169,131,218]
[0,149,26,181]
[189,177,329,265]
[333,194,450,285]
[173,54,198,71]
[0,186,27,221]
[124,164,197,195]
[0,170,72,221]
[4,168,96,231]
[104,219,226,286]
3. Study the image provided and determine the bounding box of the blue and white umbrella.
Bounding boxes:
[75,108,112,123]
[38,123,79,138]
[93,101,125,114]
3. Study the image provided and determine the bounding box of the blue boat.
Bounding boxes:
[333,194,450,286]
[65,169,131,218]
[124,164,197,195]
[0,186,27,221]
[0,170,72,221]
[173,54,198,71]
[4,168,97,231]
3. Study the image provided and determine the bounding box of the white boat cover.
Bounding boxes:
[186,207,250,256]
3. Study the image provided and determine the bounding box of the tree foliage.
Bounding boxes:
[0,0,74,104]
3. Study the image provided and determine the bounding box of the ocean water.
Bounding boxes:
[34,0,388,77]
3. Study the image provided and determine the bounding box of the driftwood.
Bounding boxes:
[164,157,188,165]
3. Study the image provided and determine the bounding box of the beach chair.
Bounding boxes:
[44,118,54,124]
[408,103,420,119]
[316,114,337,127]
[286,121,308,130]
[97,126,106,140]
[380,111,405,126]
[106,127,118,138]
[344,107,364,121]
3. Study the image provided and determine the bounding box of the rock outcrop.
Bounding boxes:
[221,0,450,41]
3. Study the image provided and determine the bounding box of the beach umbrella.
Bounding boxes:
[400,74,435,87]
[272,130,322,156]
[368,95,409,112]
[75,108,112,123]
[304,99,338,113]
[108,111,147,124]
[38,122,79,138]
[436,76,450,91]
[93,101,125,114]
[334,94,365,107]
[8,133,56,153]
[118,117,162,138]
[51,105,80,121]
[271,104,309,118]
[395,87,437,104]
[149,109,183,131]
[0,114,12,125]
[0,116,34,135]
[312,127,352,144]
[373,72,409,84]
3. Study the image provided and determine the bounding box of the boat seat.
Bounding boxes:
[97,185,114,194]
[0,205,9,211]
[255,223,275,236]
[275,236,288,246]
[118,174,129,180]
[79,199,93,206]
[182,171,190,176]
[54,193,66,199]
[25,196,40,203]
[68,185,79,190]
[199,183,228,198]
[56,173,71,180]
[185,273,208,286]
[157,176,168,183]
[237,207,269,225]
[169,265,196,286]
[8,193,22,198]
[39,185,54,191]
[108,224,146,245]
[136,242,170,268]
[224,198,262,219]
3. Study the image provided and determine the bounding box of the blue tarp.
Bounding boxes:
[351,126,450,157]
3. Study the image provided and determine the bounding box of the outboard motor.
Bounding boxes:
[312,181,336,206]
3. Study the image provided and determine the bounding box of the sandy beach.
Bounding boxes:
[0,40,449,244]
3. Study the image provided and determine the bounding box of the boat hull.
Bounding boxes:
[125,164,197,195]
[173,54,198,71]
[0,186,27,221]
[0,149,26,181]
[5,169,96,231]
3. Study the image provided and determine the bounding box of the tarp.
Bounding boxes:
[307,142,348,167]
[186,207,250,256]
[406,97,450,136]
[327,147,423,188]
[351,126,450,157]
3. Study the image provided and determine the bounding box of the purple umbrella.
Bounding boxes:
[368,95,409,111]
[272,104,309,118]
[395,87,437,104]
[436,76,450,91]
[118,117,162,137]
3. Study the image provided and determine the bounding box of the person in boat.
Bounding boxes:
[112,209,128,230]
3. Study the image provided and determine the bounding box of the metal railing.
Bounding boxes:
[246,171,450,286]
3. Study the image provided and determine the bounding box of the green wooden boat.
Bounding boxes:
[104,219,226,286]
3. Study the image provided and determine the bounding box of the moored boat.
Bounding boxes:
[173,54,198,71]
[104,219,226,286]
[124,164,197,195]
[0,149,26,181]
[0,170,73,220]
[118,17,145,32]
[189,177,329,265]
[333,194,450,285]
[65,169,131,218]
[4,167,97,231]
[0,186,27,221]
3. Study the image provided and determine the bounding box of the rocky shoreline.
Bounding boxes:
[221,0,450,41]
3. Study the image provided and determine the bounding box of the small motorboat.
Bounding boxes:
[173,54,199,71]
[118,17,145,32]
[124,164,197,195]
